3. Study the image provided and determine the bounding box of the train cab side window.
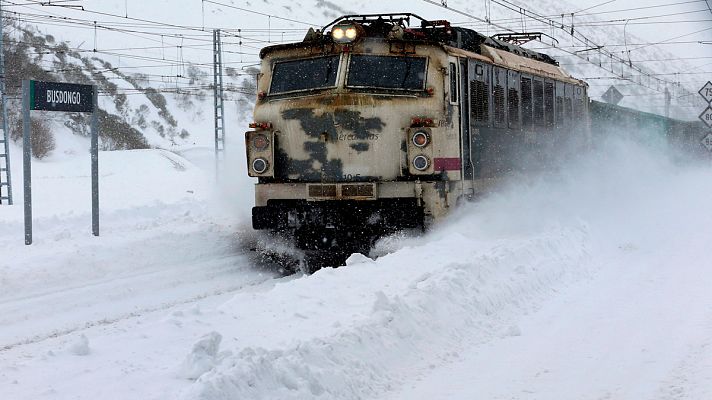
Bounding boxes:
[521,77,532,129]
[449,62,458,103]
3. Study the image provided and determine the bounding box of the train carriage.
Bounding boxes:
[245,13,590,267]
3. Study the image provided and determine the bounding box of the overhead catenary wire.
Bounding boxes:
[422,0,703,98]
[452,0,710,25]
[0,0,704,112]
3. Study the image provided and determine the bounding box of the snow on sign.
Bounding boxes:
[601,85,624,105]
[702,133,712,152]
[699,81,712,104]
[29,80,94,113]
[700,106,712,129]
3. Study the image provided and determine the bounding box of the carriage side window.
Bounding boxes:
[555,95,564,127]
[574,87,585,121]
[508,87,519,128]
[270,55,340,95]
[544,82,554,127]
[494,85,505,126]
[574,98,585,121]
[521,77,532,128]
[470,80,489,124]
[508,71,519,129]
[493,68,505,127]
[555,82,565,128]
[347,55,427,90]
[533,79,544,126]
[449,62,458,103]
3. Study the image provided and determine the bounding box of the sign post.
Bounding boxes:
[91,87,99,236]
[22,81,31,245]
[23,80,97,245]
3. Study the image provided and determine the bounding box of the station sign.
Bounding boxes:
[29,80,94,113]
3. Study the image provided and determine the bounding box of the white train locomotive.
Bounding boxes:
[245,13,590,268]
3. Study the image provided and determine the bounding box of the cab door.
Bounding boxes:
[449,58,472,181]
[468,60,491,179]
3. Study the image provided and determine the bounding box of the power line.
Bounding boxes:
[573,0,617,14]
[628,26,712,52]
[559,55,712,65]
[421,0,697,98]
[202,0,319,27]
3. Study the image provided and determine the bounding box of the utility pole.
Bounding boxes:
[212,29,226,180]
[0,2,13,205]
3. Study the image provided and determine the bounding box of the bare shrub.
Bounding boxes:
[10,115,55,159]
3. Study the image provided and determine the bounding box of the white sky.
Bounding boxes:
[3,0,710,112]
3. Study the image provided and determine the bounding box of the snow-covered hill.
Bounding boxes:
[1,0,707,162]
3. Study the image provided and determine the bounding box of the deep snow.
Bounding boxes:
[2,136,712,399]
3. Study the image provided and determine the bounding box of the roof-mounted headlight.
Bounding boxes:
[345,27,357,40]
[331,23,359,43]
[332,27,345,41]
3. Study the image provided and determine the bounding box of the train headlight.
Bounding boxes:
[252,134,270,151]
[331,23,359,43]
[345,27,357,40]
[252,158,269,174]
[412,155,429,171]
[412,131,429,148]
[332,27,345,40]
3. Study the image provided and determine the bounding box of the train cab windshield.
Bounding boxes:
[269,55,340,95]
[347,55,427,91]
[268,53,428,96]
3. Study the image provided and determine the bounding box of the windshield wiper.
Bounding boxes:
[400,59,412,88]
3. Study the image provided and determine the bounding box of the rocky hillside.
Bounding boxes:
[2,18,257,159]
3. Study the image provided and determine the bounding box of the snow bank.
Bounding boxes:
[180,134,711,400]
[178,332,224,380]
[3,131,709,400]
[180,213,591,399]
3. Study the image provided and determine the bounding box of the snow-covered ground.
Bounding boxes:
[2,135,712,399]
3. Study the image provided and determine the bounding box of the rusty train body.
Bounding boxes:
[245,13,590,265]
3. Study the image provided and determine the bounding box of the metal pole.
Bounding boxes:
[91,86,99,236]
[22,80,31,245]
[0,3,13,205]
[213,29,225,181]
[213,30,218,180]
